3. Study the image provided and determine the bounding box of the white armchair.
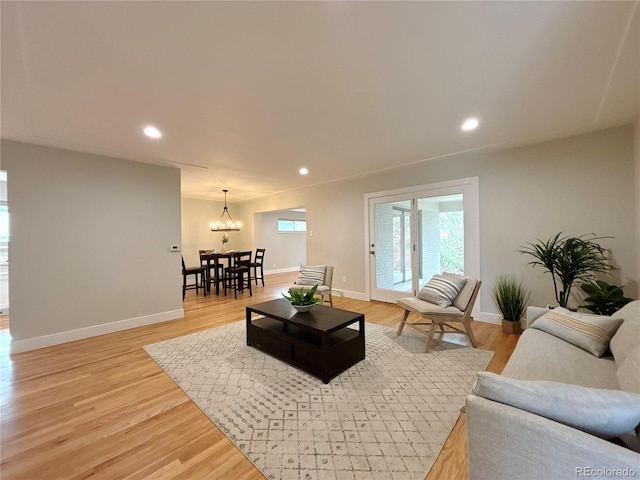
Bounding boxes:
[287,265,334,306]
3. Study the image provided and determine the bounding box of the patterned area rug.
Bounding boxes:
[144,321,494,480]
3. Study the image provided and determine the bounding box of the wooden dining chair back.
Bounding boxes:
[249,248,266,286]
[199,249,224,293]
[181,256,207,301]
[224,251,253,299]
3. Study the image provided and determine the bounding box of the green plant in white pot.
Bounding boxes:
[492,275,531,334]
[283,285,322,312]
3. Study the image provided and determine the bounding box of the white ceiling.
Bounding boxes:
[2,1,639,202]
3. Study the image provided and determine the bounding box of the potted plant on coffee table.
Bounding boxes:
[283,285,322,312]
[492,275,531,334]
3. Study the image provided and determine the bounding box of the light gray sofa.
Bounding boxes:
[467,300,640,480]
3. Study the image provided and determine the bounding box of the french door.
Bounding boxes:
[367,178,479,305]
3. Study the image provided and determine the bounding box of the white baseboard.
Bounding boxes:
[10,308,184,354]
[338,289,370,301]
[473,312,502,325]
[264,267,299,275]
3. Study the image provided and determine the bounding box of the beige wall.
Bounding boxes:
[181,197,228,266]
[256,210,306,272]
[635,117,640,293]
[2,141,183,351]
[237,126,638,313]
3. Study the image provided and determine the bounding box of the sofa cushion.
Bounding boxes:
[529,307,623,357]
[610,300,640,366]
[617,346,640,395]
[295,265,326,286]
[472,372,640,439]
[397,297,464,317]
[417,274,467,307]
[288,284,330,294]
[501,328,619,389]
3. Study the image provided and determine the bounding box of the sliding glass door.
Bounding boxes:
[367,178,479,305]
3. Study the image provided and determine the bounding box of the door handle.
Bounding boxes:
[369,250,375,255]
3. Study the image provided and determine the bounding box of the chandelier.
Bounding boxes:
[210,189,241,231]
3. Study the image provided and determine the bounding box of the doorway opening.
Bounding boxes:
[366,177,479,307]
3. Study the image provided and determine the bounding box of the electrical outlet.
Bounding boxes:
[342,276,347,283]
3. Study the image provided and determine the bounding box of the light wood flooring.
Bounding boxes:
[0,272,519,479]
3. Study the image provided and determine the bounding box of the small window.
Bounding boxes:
[278,219,306,233]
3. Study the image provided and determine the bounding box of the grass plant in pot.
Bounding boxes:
[492,275,531,334]
[283,285,322,312]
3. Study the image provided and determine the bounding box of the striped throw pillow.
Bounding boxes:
[530,307,624,357]
[417,274,467,308]
[296,265,326,286]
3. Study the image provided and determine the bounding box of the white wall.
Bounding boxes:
[257,210,306,272]
[2,141,183,352]
[236,126,638,313]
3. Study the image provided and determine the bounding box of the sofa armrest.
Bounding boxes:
[466,395,640,480]
[525,306,550,328]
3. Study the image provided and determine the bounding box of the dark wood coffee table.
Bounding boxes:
[246,298,365,383]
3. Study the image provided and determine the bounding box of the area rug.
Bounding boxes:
[144,321,494,480]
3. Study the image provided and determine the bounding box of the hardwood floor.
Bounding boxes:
[0,272,519,479]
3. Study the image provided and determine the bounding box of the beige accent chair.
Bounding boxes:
[396,275,481,352]
[288,265,334,306]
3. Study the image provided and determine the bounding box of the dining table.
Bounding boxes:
[199,251,235,295]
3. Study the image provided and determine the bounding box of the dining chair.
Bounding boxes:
[199,249,225,293]
[224,251,253,299]
[182,256,207,300]
[249,248,266,286]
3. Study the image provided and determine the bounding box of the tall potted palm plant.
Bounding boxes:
[518,233,614,309]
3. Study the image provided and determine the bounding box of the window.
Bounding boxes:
[278,219,306,233]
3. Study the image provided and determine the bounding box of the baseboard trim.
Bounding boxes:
[473,312,502,325]
[264,267,300,275]
[10,308,185,354]
[338,290,370,301]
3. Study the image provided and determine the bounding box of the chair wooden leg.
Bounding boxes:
[462,317,478,347]
[397,310,410,336]
[424,322,438,353]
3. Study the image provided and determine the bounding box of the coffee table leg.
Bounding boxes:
[246,309,252,346]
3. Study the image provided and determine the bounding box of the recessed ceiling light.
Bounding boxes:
[461,118,479,131]
[143,125,162,139]
[299,167,309,175]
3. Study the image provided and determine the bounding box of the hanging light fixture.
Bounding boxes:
[210,189,241,231]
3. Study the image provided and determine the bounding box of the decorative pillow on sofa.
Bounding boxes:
[417,274,467,307]
[472,372,640,438]
[529,307,623,357]
[295,265,326,286]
